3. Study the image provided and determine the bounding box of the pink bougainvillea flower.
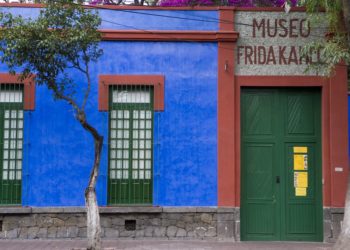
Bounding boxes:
[159,0,215,6]
[158,0,298,7]
[89,0,116,5]
[89,0,299,6]
[275,0,298,7]
[227,0,253,7]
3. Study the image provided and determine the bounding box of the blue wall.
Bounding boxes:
[1,8,219,206]
[1,7,218,31]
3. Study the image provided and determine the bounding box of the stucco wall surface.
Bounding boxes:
[23,42,218,207]
[235,11,326,75]
[0,7,219,206]
[0,7,219,31]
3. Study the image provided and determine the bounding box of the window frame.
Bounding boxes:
[99,75,164,206]
[98,75,164,112]
[0,74,35,206]
[0,84,24,205]
[0,73,35,111]
[107,85,154,205]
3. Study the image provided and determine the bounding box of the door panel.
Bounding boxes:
[241,90,280,241]
[241,88,322,242]
[243,93,274,136]
[246,203,276,234]
[0,103,23,205]
[287,204,316,233]
[108,86,154,205]
[286,93,315,135]
[245,144,274,199]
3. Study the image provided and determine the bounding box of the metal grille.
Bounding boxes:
[0,84,24,205]
[108,85,153,205]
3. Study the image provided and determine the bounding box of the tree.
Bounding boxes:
[0,1,104,249]
[303,0,350,75]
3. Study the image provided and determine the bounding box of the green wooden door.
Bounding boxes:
[0,85,24,205]
[108,85,153,205]
[241,88,322,242]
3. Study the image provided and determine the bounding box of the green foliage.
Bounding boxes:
[303,37,350,76]
[304,0,350,76]
[0,4,105,247]
[306,0,343,33]
[0,0,102,100]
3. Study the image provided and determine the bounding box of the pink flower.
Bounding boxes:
[158,0,298,7]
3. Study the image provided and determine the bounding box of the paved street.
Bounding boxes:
[0,239,333,250]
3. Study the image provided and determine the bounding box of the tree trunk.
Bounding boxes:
[85,136,103,250]
[85,189,102,250]
[86,187,102,250]
[333,174,350,250]
[83,127,103,250]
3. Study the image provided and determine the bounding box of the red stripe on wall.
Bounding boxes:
[329,65,349,207]
[218,9,236,207]
[100,30,238,42]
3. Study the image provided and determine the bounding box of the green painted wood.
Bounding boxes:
[108,86,153,205]
[0,85,24,206]
[241,88,322,242]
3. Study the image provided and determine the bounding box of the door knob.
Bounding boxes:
[276,176,280,183]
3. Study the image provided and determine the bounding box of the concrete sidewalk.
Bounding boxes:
[0,239,333,250]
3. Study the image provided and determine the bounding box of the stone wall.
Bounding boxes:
[0,207,239,240]
[323,208,344,243]
[0,207,342,242]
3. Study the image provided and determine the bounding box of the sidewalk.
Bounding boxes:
[0,239,333,250]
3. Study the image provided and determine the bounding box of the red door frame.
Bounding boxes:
[217,8,349,208]
[218,66,349,207]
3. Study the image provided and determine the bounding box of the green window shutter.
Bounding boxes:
[108,85,153,205]
[0,84,24,205]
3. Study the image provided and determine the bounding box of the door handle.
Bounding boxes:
[276,176,280,184]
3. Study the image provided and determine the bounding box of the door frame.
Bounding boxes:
[240,87,323,241]
[218,68,349,210]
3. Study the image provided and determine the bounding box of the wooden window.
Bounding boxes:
[108,85,153,205]
[98,75,164,112]
[0,84,24,205]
